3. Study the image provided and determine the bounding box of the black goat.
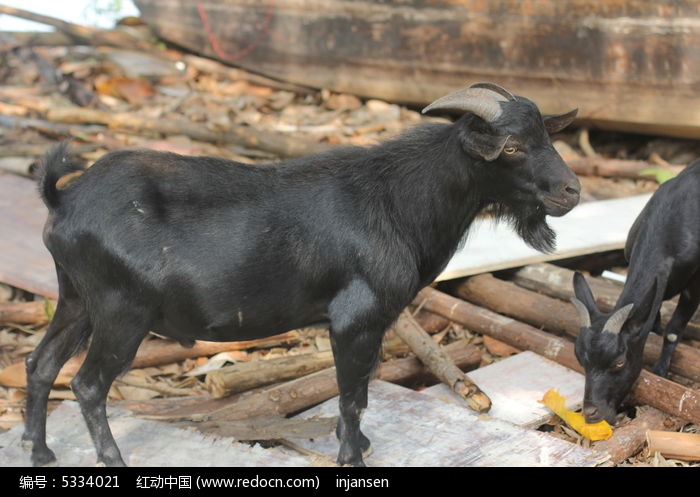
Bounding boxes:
[572,159,700,425]
[24,83,579,467]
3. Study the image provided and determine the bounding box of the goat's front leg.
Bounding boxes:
[653,275,700,377]
[328,280,389,467]
[71,318,149,467]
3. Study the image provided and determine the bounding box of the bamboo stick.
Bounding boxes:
[645,430,700,462]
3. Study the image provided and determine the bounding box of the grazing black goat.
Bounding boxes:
[24,83,579,467]
[572,159,700,425]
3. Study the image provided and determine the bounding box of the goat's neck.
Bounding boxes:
[372,126,484,285]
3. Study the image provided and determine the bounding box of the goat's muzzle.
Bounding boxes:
[583,402,618,426]
[541,189,580,216]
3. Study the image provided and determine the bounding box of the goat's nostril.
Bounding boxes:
[565,185,580,196]
[583,405,599,421]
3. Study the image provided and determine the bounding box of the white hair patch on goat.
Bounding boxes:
[666,333,678,343]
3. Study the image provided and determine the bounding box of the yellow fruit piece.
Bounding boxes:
[541,388,613,441]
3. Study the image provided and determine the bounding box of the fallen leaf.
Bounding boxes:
[94,76,156,104]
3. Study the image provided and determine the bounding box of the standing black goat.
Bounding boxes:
[572,159,700,425]
[24,83,580,467]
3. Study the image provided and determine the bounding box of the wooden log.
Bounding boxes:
[564,155,683,182]
[0,5,156,53]
[454,273,578,338]
[130,339,481,421]
[511,263,700,340]
[415,286,700,425]
[205,351,335,398]
[0,31,78,51]
[392,311,491,413]
[3,331,304,388]
[453,274,700,383]
[46,107,326,158]
[0,300,55,325]
[645,430,700,462]
[592,407,686,464]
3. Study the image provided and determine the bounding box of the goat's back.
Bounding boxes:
[624,159,700,297]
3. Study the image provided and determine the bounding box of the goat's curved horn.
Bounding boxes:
[421,82,515,121]
[603,303,634,335]
[570,297,591,328]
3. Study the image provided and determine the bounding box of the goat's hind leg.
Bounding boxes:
[71,310,149,467]
[22,275,91,466]
[653,273,700,377]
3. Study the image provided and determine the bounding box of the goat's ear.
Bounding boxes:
[543,108,578,134]
[626,277,659,335]
[572,271,600,318]
[459,131,509,161]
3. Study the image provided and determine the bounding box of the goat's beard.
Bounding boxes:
[486,203,556,253]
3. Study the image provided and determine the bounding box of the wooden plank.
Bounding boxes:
[134,0,700,138]
[0,401,314,467]
[0,174,57,298]
[438,194,652,281]
[293,380,606,467]
[422,351,585,428]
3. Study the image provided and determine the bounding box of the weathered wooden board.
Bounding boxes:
[0,173,57,298]
[0,401,315,467]
[135,0,700,138]
[438,193,652,281]
[293,380,606,466]
[422,351,585,428]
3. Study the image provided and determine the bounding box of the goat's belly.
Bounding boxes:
[154,302,328,343]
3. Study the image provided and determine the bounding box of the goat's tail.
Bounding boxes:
[37,141,85,210]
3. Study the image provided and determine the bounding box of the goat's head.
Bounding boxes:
[571,271,657,424]
[423,82,580,252]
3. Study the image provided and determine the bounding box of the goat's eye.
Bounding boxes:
[612,358,626,370]
[503,146,518,155]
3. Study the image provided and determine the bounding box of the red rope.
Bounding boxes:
[197,1,275,62]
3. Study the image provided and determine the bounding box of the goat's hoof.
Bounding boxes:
[31,450,57,468]
[359,433,371,453]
